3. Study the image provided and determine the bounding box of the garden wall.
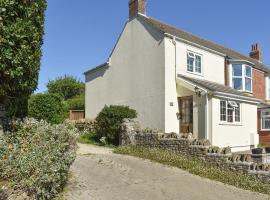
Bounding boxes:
[120,119,270,183]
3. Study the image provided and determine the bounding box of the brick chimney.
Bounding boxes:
[249,43,262,62]
[129,0,146,20]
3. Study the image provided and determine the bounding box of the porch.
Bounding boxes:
[174,75,260,152]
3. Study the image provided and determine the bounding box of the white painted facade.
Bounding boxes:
[85,16,259,151]
[85,18,166,130]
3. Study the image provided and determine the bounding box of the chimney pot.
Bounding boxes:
[129,0,146,20]
[249,43,262,62]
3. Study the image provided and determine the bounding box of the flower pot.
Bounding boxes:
[265,147,270,153]
[252,148,263,154]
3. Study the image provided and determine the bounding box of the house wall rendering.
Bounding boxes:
[85,18,166,130]
[211,97,258,151]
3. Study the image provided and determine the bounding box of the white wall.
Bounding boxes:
[175,40,225,84]
[163,37,226,133]
[85,18,166,130]
[211,97,258,152]
[164,38,179,133]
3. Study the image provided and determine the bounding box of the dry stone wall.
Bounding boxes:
[120,119,270,183]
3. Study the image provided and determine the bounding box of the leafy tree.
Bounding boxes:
[28,93,68,124]
[66,95,85,110]
[0,0,47,117]
[95,105,137,145]
[47,75,84,100]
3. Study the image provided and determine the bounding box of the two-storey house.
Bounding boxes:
[85,0,270,151]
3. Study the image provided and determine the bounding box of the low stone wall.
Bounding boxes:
[120,119,270,183]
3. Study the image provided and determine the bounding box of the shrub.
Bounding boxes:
[66,95,85,110]
[47,75,84,100]
[28,93,68,124]
[0,118,78,199]
[95,105,137,145]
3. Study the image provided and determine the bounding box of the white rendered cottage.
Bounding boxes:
[85,0,270,152]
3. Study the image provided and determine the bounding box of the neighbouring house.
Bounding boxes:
[85,0,270,151]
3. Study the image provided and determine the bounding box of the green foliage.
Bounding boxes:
[0,118,78,199]
[66,95,85,110]
[115,146,270,195]
[78,132,115,148]
[28,93,68,124]
[47,75,84,100]
[95,105,137,145]
[78,132,99,145]
[0,0,46,117]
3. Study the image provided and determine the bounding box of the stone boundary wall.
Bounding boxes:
[120,119,270,183]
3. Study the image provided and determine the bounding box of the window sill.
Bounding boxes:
[219,122,242,126]
[186,71,204,77]
[260,129,270,132]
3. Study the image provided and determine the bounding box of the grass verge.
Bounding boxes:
[78,132,115,148]
[114,145,270,195]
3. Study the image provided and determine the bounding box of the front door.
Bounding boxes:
[178,96,193,134]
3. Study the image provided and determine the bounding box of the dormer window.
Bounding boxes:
[187,51,202,74]
[231,64,252,92]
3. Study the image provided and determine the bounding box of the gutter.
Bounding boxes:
[83,60,110,75]
[213,91,260,104]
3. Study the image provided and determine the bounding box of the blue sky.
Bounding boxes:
[38,0,270,93]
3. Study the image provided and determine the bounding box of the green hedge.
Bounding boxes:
[95,105,137,145]
[66,95,85,110]
[28,93,68,124]
[0,118,78,199]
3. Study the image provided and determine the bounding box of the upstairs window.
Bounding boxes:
[266,76,270,100]
[220,100,241,123]
[262,111,270,130]
[231,64,252,92]
[187,52,202,74]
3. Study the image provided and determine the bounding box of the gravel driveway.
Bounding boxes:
[63,143,270,200]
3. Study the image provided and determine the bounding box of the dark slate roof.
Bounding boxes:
[139,15,270,73]
[84,62,109,75]
[178,74,259,100]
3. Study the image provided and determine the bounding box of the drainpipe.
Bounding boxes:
[172,36,177,81]
[205,94,208,141]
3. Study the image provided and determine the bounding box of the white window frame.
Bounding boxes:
[230,64,252,92]
[265,76,270,100]
[220,100,241,124]
[261,110,270,131]
[187,51,203,75]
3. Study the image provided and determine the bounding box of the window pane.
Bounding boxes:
[268,77,270,99]
[235,103,240,122]
[232,64,242,76]
[227,104,233,123]
[187,56,194,72]
[245,66,251,77]
[233,78,242,90]
[245,78,251,92]
[220,101,226,121]
[195,55,201,73]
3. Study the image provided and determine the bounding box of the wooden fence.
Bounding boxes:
[69,110,85,121]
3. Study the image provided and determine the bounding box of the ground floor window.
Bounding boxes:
[262,110,270,130]
[220,100,241,123]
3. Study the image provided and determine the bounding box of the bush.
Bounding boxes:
[0,118,78,199]
[66,95,85,110]
[47,75,84,100]
[95,105,137,145]
[28,93,68,124]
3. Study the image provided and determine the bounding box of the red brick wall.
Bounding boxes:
[252,69,266,101]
